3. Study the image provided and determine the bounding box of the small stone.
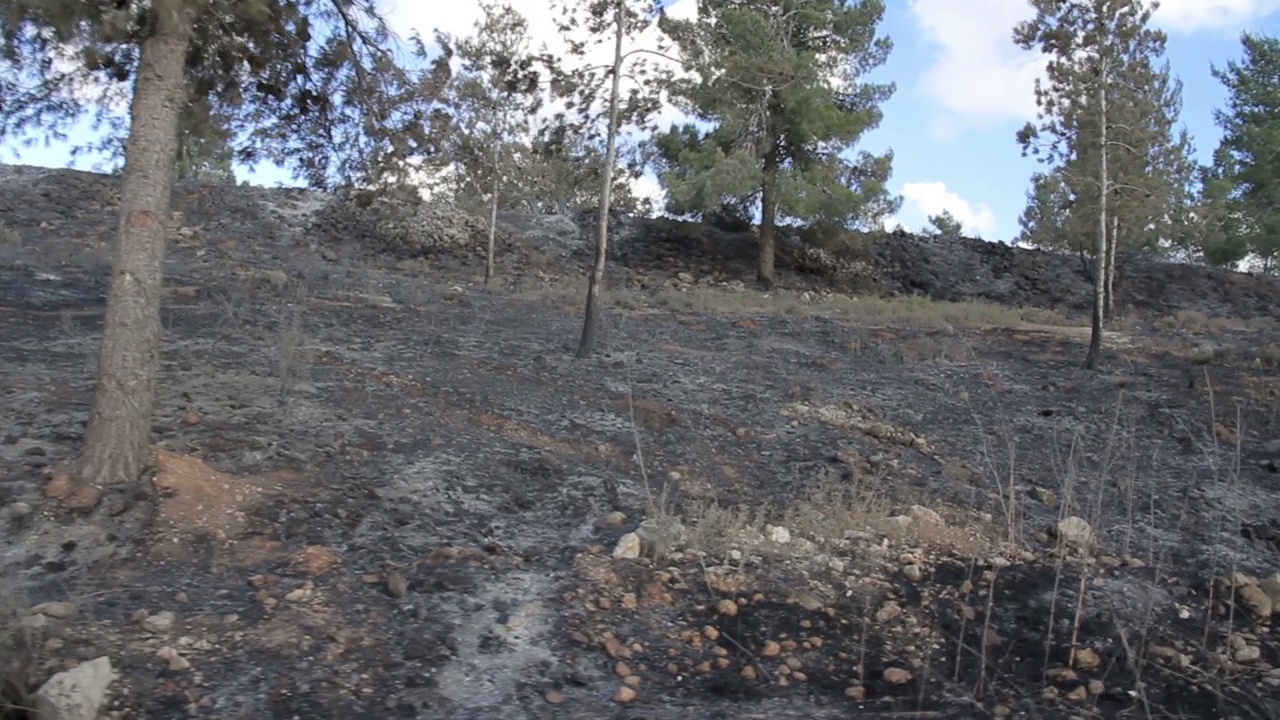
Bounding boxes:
[623,675,641,688]
[875,601,903,623]
[1088,679,1105,695]
[385,570,409,598]
[31,601,76,619]
[1072,647,1101,670]
[882,667,913,684]
[613,686,636,703]
[740,665,757,680]
[603,636,632,660]
[901,564,923,582]
[141,611,175,634]
[181,413,201,426]
[844,685,866,700]
[760,641,781,658]
[1066,685,1088,701]
[597,511,627,528]
[716,599,739,617]
[621,593,637,610]
[765,525,791,544]
[614,662,631,678]
[702,625,719,641]
[613,532,642,559]
[544,690,565,704]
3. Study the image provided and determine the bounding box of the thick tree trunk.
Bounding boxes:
[1104,214,1118,321]
[757,145,779,289]
[71,0,192,507]
[575,0,624,359]
[1085,70,1108,371]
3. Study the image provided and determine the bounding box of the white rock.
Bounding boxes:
[765,525,792,544]
[613,532,642,559]
[141,611,176,634]
[1056,516,1093,547]
[907,505,945,528]
[34,656,116,720]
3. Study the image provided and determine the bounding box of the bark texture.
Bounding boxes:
[74,0,193,501]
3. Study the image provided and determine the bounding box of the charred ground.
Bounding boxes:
[0,165,1278,719]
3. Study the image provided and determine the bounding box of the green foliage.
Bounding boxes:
[0,0,453,190]
[1014,0,1196,257]
[655,0,901,232]
[438,1,540,208]
[1208,31,1280,272]
[926,210,963,239]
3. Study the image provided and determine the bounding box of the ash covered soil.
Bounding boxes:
[1,165,1279,719]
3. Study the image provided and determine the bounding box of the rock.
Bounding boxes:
[1054,517,1092,547]
[760,641,781,657]
[1072,647,1101,670]
[844,685,866,700]
[141,611,176,634]
[882,667,913,684]
[613,532,642,559]
[875,601,903,623]
[544,690,565,704]
[613,685,636,703]
[1029,486,1057,506]
[385,570,409,598]
[1238,583,1273,619]
[155,646,191,671]
[765,524,792,544]
[31,601,76,619]
[1258,573,1280,609]
[906,505,945,528]
[901,564,923,582]
[34,656,116,720]
[1065,685,1088,701]
[716,599,739,617]
[596,511,627,529]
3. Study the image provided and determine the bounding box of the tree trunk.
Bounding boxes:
[1085,67,1108,371]
[485,171,499,286]
[757,144,779,289]
[575,0,624,359]
[1104,213,1118,321]
[70,0,193,508]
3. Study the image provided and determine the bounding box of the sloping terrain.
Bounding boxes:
[0,165,1278,719]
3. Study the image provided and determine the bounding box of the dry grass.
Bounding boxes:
[513,279,1079,331]
[1155,309,1277,334]
[0,222,19,247]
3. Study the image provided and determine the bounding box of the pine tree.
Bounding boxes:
[546,0,672,358]
[1015,0,1185,369]
[657,0,900,289]
[439,1,542,284]
[1208,31,1280,273]
[927,210,963,239]
[0,0,450,507]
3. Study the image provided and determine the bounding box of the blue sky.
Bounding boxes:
[3,0,1278,243]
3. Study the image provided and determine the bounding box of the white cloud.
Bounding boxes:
[1153,0,1280,33]
[907,0,1044,138]
[908,0,1280,138]
[899,181,997,237]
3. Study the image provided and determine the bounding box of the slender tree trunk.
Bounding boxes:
[1104,213,1118,321]
[485,171,499,286]
[70,0,193,508]
[575,0,624,359]
[1085,67,1108,371]
[757,144,779,289]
